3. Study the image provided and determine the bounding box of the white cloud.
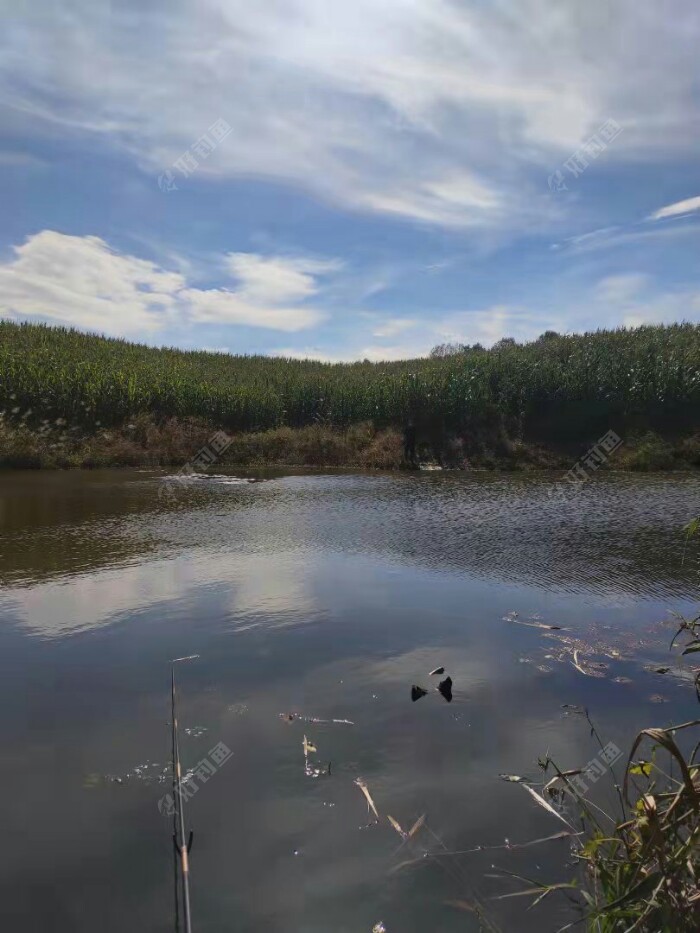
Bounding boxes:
[0,231,334,335]
[270,347,352,364]
[551,226,621,252]
[0,230,184,335]
[438,278,700,348]
[3,1,698,228]
[590,272,700,329]
[372,317,417,338]
[275,273,700,361]
[648,195,700,221]
[360,171,506,228]
[552,221,700,256]
[594,273,650,304]
[226,253,341,304]
[270,343,427,363]
[181,287,324,331]
[438,305,554,348]
[355,343,428,361]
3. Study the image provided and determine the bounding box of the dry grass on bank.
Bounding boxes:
[0,415,404,470]
[1,411,699,473]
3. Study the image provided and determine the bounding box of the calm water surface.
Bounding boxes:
[1,468,699,932]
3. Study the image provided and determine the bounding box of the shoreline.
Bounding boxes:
[1,415,698,473]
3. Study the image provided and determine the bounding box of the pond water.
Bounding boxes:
[0,468,699,932]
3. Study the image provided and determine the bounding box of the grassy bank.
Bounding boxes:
[1,411,699,472]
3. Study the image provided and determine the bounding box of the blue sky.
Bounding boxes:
[1,0,699,360]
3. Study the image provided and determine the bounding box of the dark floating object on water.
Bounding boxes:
[654,667,671,674]
[438,676,453,702]
[429,666,445,676]
[411,685,428,702]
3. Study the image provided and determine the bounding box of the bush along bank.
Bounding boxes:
[1,410,699,473]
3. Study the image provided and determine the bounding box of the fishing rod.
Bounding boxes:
[171,655,198,933]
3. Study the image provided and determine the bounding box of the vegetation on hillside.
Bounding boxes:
[1,320,699,435]
[1,320,699,468]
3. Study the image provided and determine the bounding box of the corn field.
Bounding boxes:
[1,321,699,440]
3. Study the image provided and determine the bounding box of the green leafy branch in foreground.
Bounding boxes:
[491,717,700,931]
[500,520,700,931]
[529,720,700,932]
[671,517,700,698]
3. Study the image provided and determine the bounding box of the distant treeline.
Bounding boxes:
[1,320,699,442]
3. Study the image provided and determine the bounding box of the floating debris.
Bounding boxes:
[411,685,428,702]
[310,717,354,725]
[570,649,607,678]
[387,813,425,842]
[302,734,330,778]
[649,694,670,703]
[373,923,387,933]
[499,774,531,784]
[520,784,574,829]
[561,704,585,714]
[437,676,453,703]
[428,666,445,676]
[354,777,379,819]
[444,901,477,914]
[184,726,208,738]
[88,760,171,788]
[542,631,626,669]
[501,611,561,630]
[279,712,354,725]
[612,676,633,684]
